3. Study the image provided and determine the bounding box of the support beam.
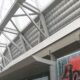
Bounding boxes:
[10,19,20,32]
[1,55,6,67]
[49,51,57,80]
[5,27,17,31]
[2,32,22,53]
[19,4,47,38]
[10,19,32,48]
[0,45,5,47]
[37,20,41,43]
[0,43,10,67]
[0,43,6,48]
[3,30,18,35]
[13,13,37,17]
[21,34,32,48]
[0,53,10,63]
[13,14,26,17]
[32,55,55,65]
[0,43,6,45]
[24,2,40,12]
[40,13,49,37]
[21,4,39,14]
[0,0,25,32]
[19,35,26,52]
[6,45,13,60]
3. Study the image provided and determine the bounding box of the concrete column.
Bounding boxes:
[50,53,57,80]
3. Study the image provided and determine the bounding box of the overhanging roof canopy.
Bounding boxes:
[0,0,54,54]
[0,56,49,80]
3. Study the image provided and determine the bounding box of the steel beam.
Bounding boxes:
[32,55,55,65]
[6,45,13,60]
[19,35,26,52]
[10,19,32,48]
[20,34,32,48]
[2,32,22,53]
[24,2,40,12]
[10,19,20,32]
[13,13,37,17]
[2,57,5,67]
[0,0,25,32]
[5,27,17,31]
[40,13,49,37]
[19,5,47,38]
[1,55,6,67]
[13,14,26,17]
[37,20,41,43]
[3,30,18,35]
[0,43,6,47]
[0,53,10,63]
[49,51,57,80]
[0,46,5,47]
[21,4,39,14]
[0,43,6,45]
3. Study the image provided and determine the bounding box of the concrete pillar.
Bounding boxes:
[50,52,57,80]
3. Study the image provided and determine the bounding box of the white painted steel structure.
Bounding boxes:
[0,0,80,80]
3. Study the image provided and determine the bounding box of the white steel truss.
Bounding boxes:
[0,0,49,71]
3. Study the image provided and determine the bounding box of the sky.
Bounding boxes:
[0,0,54,62]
